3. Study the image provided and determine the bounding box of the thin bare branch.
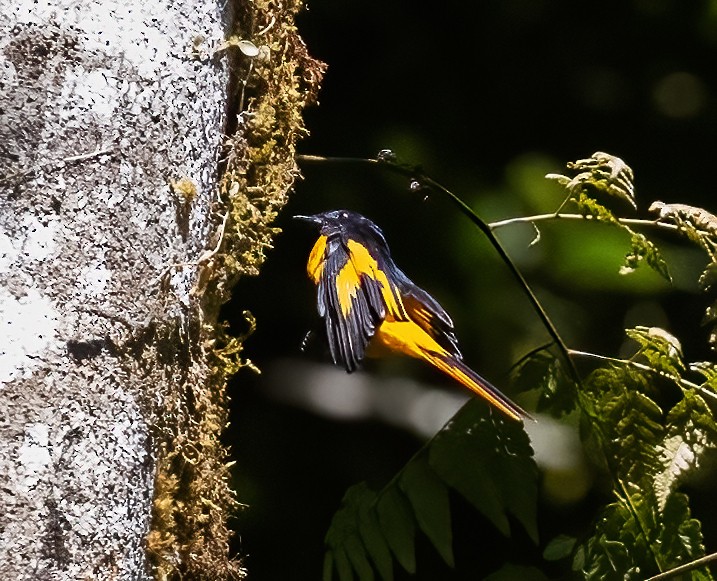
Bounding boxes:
[644,551,717,581]
[489,212,679,232]
[568,349,716,400]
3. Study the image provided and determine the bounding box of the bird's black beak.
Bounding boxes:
[293,214,322,225]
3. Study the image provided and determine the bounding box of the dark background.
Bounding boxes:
[225,1,717,578]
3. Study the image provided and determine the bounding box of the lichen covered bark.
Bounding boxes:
[1,0,322,578]
[0,1,232,579]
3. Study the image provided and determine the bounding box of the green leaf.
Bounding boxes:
[549,157,673,282]
[654,391,717,510]
[649,201,717,259]
[550,151,636,209]
[576,342,717,580]
[428,399,538,542]
[324,484,381,581]
[357,507,393,581]
[511,349,554,394]
[691,361,717,390]
[399,456,454,567]
[625,326,684,378]
[430,417,506,535]
[324,392,538,579]
[323,551,334,581]
[513,350,577,416]
[572,191,620,223]
[622,231,672,282]
[574,499,645,580]
[698,262,717,291]
[581,365,664,483]
[649,202,717,349]
[573,193,672,282]
[345,534,375,581]
[376,486,416,574]
[543,534,577,561]
[334,547,354,581]
[658,492,711,577]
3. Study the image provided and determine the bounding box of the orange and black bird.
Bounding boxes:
[294,209,528,422]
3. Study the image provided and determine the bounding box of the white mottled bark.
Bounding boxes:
[0,1,228,579]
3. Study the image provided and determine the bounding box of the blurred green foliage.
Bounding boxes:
[226,1,717,579]
[318,152,717,580]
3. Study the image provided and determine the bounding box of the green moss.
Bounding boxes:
[218,0,325,286]
[147,1,324,579]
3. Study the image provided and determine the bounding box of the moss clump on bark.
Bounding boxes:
[219,0,326,284]
[148,1,324,579]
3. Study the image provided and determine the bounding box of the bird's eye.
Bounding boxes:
[341,212,348,219]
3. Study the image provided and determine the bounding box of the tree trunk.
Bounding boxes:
[0,1,322,579]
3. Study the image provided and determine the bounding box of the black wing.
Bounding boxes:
[390,265,462,358]
[317,237,387,371]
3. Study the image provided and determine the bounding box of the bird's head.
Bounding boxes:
[294,210,388,246]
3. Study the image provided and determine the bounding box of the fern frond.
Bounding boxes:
[650,202,717,351]
[621,231,671,281]
[582,365,664,484]
[571,193,672,281]
[547,153,672,281]
[574,328,717,580]
[650,202,717,260]
[658,493,713,581]
[626,326,685,379]
[576,490,712,580]
[322,400,538,580]
[548,151,637,209]
[428,399,539,542]
[690,361,717,391]
[512,348,577,416]
[698,262,717,292]
[574,498,648,580]
[654,390,717,510]
[324,483,397,581]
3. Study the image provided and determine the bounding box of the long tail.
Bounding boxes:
[424,352,530,422]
